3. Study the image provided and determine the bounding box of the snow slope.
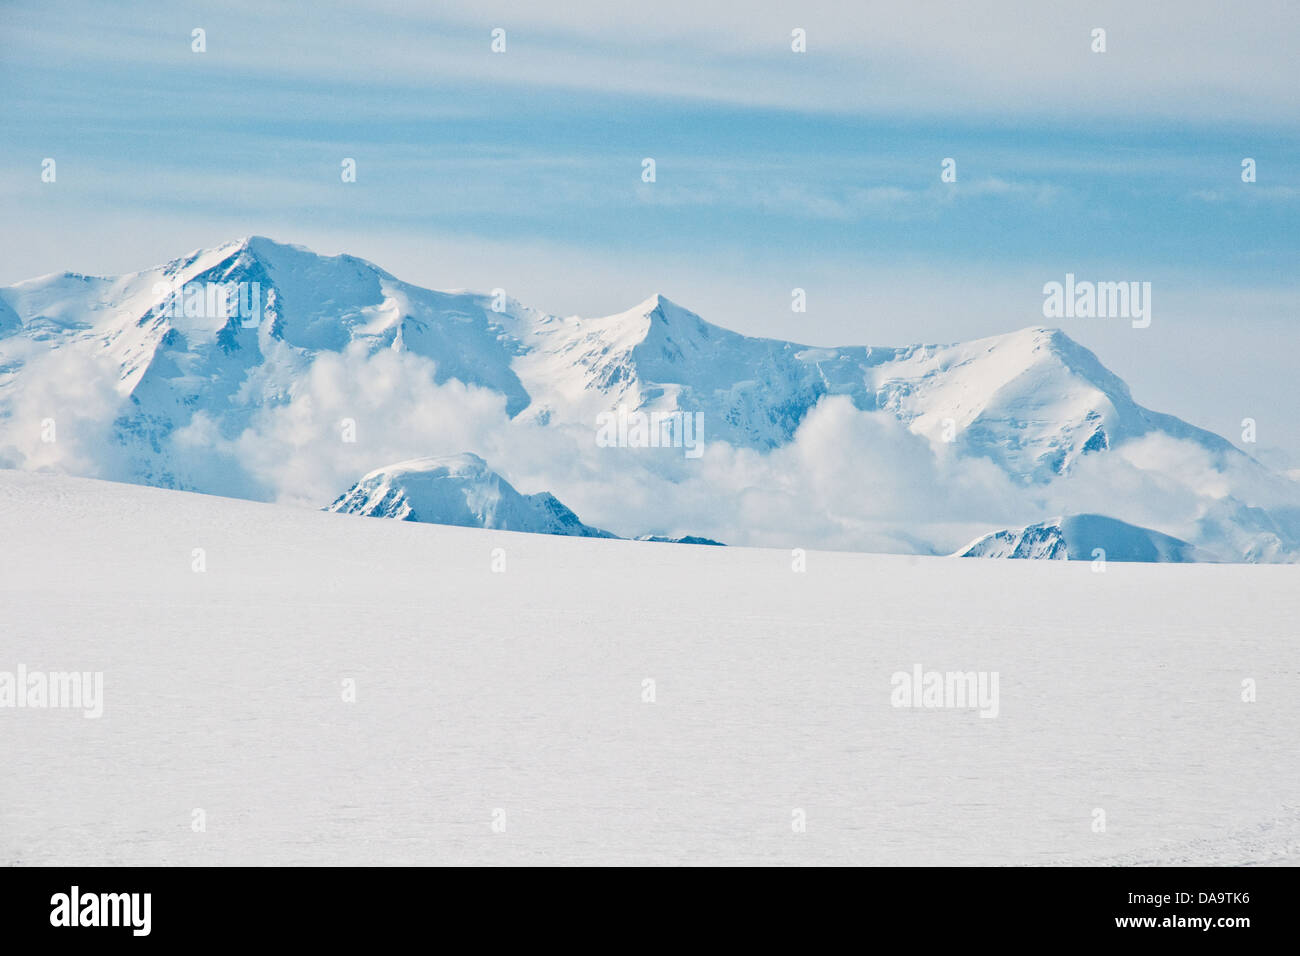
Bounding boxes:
[958,514,1205,562]
[2,470,1297,866]
[327,453,615,538]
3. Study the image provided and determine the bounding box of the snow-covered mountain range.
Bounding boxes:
[1,236,1297,561]
[956,514,1205,563]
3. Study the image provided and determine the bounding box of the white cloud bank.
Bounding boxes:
[6,338,1298,560]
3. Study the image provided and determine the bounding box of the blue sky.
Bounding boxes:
[3,0,1298,461]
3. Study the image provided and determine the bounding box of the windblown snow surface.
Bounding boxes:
[2,471,1296,866]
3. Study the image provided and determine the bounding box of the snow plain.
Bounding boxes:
[2,470,1297,866]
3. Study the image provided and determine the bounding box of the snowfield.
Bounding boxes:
[2,470,1297,866]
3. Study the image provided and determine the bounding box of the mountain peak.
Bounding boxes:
[226,235,299,254]
[957,513,1204,562]
[989,325,1076,352]
[359,453,490,483]
[628,293,711,328]
[175,236,385,282]
[328,452,616,538]
[634,292,677,312]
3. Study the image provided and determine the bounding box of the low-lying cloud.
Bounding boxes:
[6,340,1297,560]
